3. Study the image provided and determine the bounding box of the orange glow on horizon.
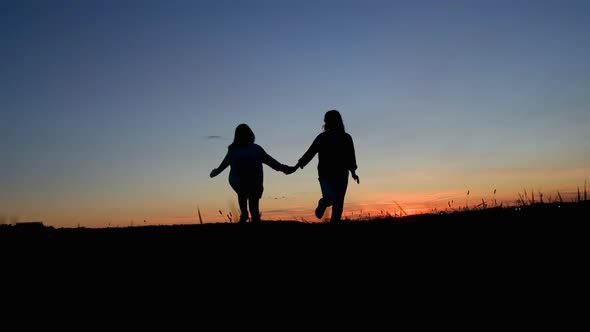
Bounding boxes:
[22,181,586,228]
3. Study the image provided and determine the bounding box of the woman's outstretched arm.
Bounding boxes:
[295,135,320,169]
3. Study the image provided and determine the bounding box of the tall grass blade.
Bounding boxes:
[393,201,408,216]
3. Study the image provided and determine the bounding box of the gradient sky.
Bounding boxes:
[2,0,589,228]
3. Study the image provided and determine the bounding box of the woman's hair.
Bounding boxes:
[323,109,345,132]
[229,123,255,149]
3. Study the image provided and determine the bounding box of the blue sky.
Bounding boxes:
[1,0,589,227]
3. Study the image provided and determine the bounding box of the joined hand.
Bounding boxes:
[282,165,297,175]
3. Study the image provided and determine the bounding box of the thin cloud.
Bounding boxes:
[205,135,228,140]
[264,195,287,200]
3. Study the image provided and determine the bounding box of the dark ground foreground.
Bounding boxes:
[3,202,588,255]
[3,202,588,314]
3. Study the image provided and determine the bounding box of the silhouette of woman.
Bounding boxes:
[287,110,359,222]
[210,123,290,223]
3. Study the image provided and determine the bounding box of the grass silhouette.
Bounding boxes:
[2,184,587,251]
[4,194,587,287]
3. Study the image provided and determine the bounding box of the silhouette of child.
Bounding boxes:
[285,110,359,222]
[210,123,290,223]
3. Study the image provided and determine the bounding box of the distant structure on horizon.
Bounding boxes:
[15,221,44,226]
[14,221,51,238]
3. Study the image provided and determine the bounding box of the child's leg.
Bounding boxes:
[237,194,249,223]
[249,197,261,223]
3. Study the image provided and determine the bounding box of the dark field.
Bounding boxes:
[4,202,588,305]
[4,201,587,254]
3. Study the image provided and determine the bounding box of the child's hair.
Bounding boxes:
[229,123,255,149]
[323,110,345,132]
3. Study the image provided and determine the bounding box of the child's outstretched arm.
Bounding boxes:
[261,149,292,174]
[262,153,287,172]
[210,151,231,178]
